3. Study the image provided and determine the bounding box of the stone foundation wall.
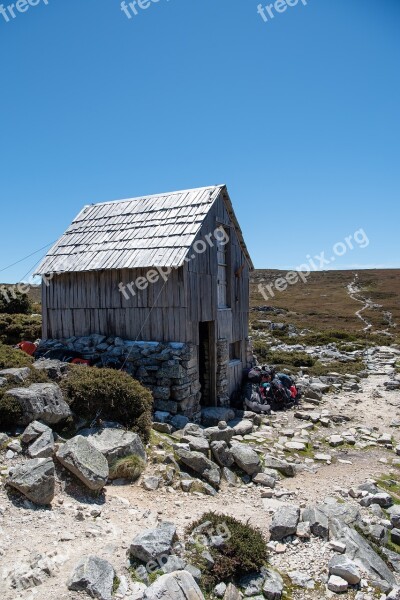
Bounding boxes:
[216,339,230,406]
[38,335,202,420]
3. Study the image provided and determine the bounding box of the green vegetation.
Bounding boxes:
[0,290,31,315]
[61,366,153,442]
[0,343,34,369]
[0,314,42,345]
[109,454,145,481]
[186,512,268,591]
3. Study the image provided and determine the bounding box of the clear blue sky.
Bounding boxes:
[1,0,399,282]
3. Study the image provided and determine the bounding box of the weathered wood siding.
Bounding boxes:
[42,267,189,341]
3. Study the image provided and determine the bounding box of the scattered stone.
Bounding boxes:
[28,428,55,458]
[143,570,205,600]
[269,504,300,541]
[264,455,295,477]
[130,522,176,562]
[142,476,161,491]
[79,427,147,465]
[329,554,361,584]
[21,420,51,444]
[68,555,115,600]
[210,441,234,468]
[288,571,315,589]
[56,436,109,491]
[252,472,276,488]
[263,567,284,599]
[328,574,348,593]
[230,443,261,476]
[0,367,31,383]
[175,448,221,487]
[7,457,55,505]
[302,506,329,540]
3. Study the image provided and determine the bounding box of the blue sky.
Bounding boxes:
[0,0,399,282]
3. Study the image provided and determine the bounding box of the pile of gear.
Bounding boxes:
[243,365,301,414]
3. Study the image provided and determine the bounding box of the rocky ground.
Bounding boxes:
[1,346,400,600]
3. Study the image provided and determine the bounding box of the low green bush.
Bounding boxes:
[0,290,31,315]
[109,455,145,481]
[186,512,268,591]
[0,343,34,369]
[61,367,153,443]
[0,314,42,345]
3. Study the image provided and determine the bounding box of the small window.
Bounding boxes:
[217,226,229,308]
[229,341,241,362]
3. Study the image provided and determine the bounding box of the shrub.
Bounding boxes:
[0,290,31,315]
[0,394,23,429]
[109,455,145,481]
[0,343,34,369]
[0,314,42,345]
[61,367,153,442]
[186,512,268,591]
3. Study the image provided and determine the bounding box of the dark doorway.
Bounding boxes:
[199,321,216,406]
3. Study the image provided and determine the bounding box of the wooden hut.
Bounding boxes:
[36,185,254,416]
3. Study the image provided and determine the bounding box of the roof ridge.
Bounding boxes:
[84,184,226,208]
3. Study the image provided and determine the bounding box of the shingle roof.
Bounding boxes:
[35,185,253,274]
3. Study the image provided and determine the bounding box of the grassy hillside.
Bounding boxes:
[250,269,399,345]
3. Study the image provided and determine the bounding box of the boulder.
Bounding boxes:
[329,554,361,584]
[201,407,235,427]
[232,419,254,436]
[210,441,234,468]
[28,428,55,458]
[7,457,55,505]
[33,359,70,381]
[0,367,31,383]
[330,519,396,587]
[264,455,295,477]
[269,505,300,541]
[302,506,329,540]
[68,555,115,600]
[4,383,71,425]
[143,570,204,600]
[56,436,109,491]
[130,522,177,563]
[21,420,50,444]
[370,492,393,508]
[262,567,284,599]
[175,448,221,487]
[180,435,210,455]
[204,426,234,444]
[328,575,348,593]
[252,472,276,488]
[78,427,146,466]
[231,443,261,476]
[222,583,241,600]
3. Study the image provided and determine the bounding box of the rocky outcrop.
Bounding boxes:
[7,457,55,505]
[143,570,204,600]
[56,436,109,491]
[68,555,115,600]
[78,426,147,465]
[4,383,71,425]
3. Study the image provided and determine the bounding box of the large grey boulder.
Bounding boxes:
[231,443,261,476]
[68,555,115,600]
[28,428,55,458]
[201,407,235,427]
[175,448,221,487]
[4,383,71,425]
[329,554,361,584]
[263,567,284,599]
[330,518,396,587]
[56,436,109,491]
[180,435,210,455]
[264,455,295,477]
[269,505,300,541]
[7,457,55,505]
[143,570,204,600]
[210,441,234,468]
[78,427,146,466]
[130,522,177,563]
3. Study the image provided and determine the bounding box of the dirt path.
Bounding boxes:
[347,274,397,334]
[1,348,400,600]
